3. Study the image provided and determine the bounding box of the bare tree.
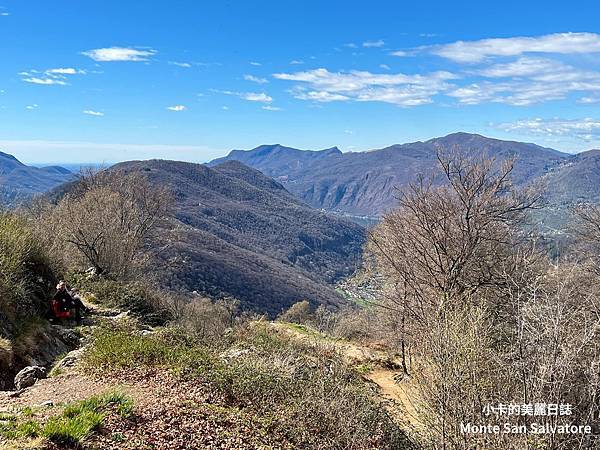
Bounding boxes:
[368,151,541,321]
[50,169,171,279]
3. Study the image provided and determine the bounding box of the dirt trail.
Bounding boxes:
[0,371,114,410]
[0,303,132,411]
[272,322,423,430]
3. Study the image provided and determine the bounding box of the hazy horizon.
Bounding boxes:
[1,130,591,167]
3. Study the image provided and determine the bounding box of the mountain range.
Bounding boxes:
[210,133,570,220]
[0,151,73,205]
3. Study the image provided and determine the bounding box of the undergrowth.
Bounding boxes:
[81,322,414,450]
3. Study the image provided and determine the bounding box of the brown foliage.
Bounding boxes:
[368,151,600,448]
[42,169,171,279]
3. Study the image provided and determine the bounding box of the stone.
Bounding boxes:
[54,348,86,370]
[112,311,131,321]
[137,329,154,336]
[14,366,46,390]
[52,326,80,347]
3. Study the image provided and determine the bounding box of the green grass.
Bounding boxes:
[82,326,218,378]
[63,391,134,419]
[0,391,134,446]
[0,412,17,422]
[0,420,41,439]
[43,410,104,445]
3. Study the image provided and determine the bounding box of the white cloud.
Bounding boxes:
[83,110,104,116]
[242,92,272,103]
[250,61,262,66]
[221,106,230,110]
[273,68,456,106]
[290,60,304,65]
[168,61,192,68]
[432,32,600,63]
[379,64,391,70]
[167,105,186,111]
[476,57,565,78]
[363,40,385,48]
[244,74,268,84]
[216,90,273,103]
[47,67,85,75]
[25,104,38,110]
[20,66,86,86]
[390,50,410,57]
[23,77,67,86]
[448,59,600,106]
[497,117,600,140]
[262,105,282,111]
[294,90,350,102]
[82,47,156,62]
[578,96,600,104]
[343,43,358,49]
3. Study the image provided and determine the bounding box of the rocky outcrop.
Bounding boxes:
[54,348,86,370]
[14,366,46,390]
[1,324,80,390]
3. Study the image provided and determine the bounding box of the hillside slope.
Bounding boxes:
[112,159,365,315]
[0,151,73,204]
[534,149,600,234]
[210,133,569,218]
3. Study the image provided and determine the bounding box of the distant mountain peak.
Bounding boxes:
[319,146,342,155]
[0,150,73,205]
[0,151,25,166]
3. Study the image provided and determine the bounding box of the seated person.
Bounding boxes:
[52,281,87,322]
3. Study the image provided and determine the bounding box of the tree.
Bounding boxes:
[368,150,541,323]
[51,169,171,279]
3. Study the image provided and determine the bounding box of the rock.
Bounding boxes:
[85,266,100,280]
[52,326,80,347]
[14,366,46,390]
[112,311,131,321]
[54,348,86,370]
[137,329,154,336]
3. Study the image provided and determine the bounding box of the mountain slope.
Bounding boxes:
[210,133,569,218]
[0,151,73,204]
[533,149,600,234]
[112,159,365,315]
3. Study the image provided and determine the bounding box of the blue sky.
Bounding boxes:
[1,0,599,164]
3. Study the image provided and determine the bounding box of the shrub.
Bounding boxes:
[0,213,55,322]
[277,300,313,324]
[170,296,238,342]
[69,276,171,325]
